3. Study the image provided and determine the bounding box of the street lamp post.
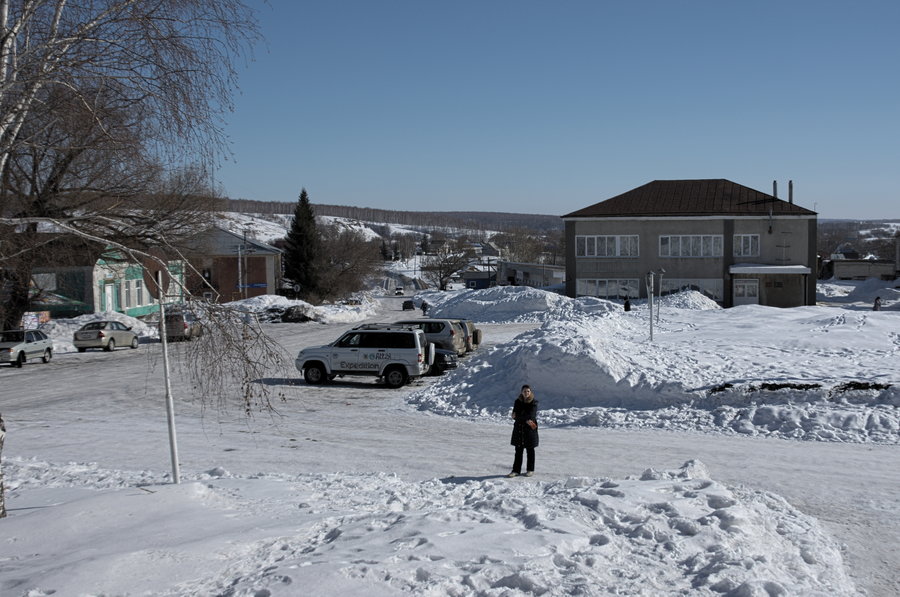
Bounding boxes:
[647,268,666,341]
[647,271,654,342]
[657,268,665,324]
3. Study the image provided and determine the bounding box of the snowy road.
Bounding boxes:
[1,295,897,595]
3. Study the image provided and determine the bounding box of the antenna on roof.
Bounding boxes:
[772,180,777,198]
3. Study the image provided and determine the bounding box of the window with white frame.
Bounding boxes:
[123,280,132,308]
[576,278,640,298]
[135,279,144,306]
[575,235,639,257]
[659,235,722,257]
[733,234,760,257]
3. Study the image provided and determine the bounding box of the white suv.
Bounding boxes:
[296,325,434,388]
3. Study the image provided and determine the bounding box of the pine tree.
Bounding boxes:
[283,188,321,300]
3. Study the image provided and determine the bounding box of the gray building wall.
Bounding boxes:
[565,215,816,306]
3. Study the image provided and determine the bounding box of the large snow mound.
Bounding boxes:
[2,458,855,596]
[410,291,900,443]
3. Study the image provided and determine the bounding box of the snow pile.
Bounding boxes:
[426,285,621,323]
[224,293,379,324]
[40,311,158,354]
[817,277,900,308]
[409,291,900,443]
[40,295,379,354]
[1,459,854,596]
[656,289,722,310]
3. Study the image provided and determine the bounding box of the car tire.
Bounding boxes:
[304,363,326,385]
[41,349,52,363]
[105,338,115,352]
[14,352,24,368]
[383,366,408,388]
[77,347,87,353]
[130,337,139,349]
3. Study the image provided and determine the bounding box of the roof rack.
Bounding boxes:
[353,323,419,331]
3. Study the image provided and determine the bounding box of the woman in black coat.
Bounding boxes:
[507,384,539,477]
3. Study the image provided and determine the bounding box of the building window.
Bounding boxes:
[576,278,639,299]
[733,234,760,257]
[124,280,132,308]
[135,280,143,306]
[659,235,723,257]
[575,235,639,257]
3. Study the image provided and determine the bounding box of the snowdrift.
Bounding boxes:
[409,288,900,443]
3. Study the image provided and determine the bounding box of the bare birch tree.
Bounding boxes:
[421,239,471,290]
[0,1,280,505]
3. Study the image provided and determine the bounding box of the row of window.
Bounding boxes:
[575,234,761,258]
[576,278,725,301]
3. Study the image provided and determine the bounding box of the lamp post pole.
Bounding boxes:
[657,270,665,324]
[647,271,654,342]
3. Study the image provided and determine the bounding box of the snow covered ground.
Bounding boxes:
[1,278,898,596]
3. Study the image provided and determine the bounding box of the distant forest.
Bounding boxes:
[223,198,564,233]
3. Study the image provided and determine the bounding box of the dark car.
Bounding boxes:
[429,347,459,376]
[402,300,416,310]
[161,311,203,342]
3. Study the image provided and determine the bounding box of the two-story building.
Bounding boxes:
[562,179,817,307]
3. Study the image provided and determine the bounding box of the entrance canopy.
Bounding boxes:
[729,264,811,275]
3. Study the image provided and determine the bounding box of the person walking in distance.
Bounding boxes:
[873,296,882,311]
[507,385,539,477]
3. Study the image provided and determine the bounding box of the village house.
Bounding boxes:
[562,179,818,307]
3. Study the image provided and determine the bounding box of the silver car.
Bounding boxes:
[73,321,139,352]
[0,329,53,367]
[394,319,467,356]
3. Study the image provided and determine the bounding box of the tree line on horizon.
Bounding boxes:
[224,198,564,233]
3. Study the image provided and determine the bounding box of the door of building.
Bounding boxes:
[733,279,759,306]
[104,283,115,311]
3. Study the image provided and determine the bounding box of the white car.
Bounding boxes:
[0,329,53,367]
[296,325,433,388]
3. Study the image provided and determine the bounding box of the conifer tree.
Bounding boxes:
[284,188,321,299]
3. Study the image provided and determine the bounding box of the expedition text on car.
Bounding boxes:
[295,324,434,388]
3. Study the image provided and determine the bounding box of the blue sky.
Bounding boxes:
[214,1,899,219]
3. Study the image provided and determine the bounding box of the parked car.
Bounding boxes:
[394,319,466,356]
[296,324,434,388]
[402,300,416,311]
[453,319,482,352]
[161,311,203,342]
[0,329,53,367]
[394,287,404,295]
[73,321,139,352]
[429,347,459,376]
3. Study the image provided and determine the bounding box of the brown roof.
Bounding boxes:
[562,179,817,218]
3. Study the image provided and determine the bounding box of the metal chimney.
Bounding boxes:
[789,180,793,204]
[772,180,778,198]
